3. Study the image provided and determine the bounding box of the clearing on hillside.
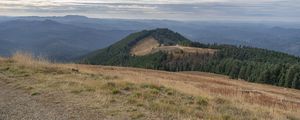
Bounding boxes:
[130,37,160,56]
[130,36,217,56]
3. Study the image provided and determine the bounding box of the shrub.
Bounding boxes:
[196,97,209,106]
[111,88,121,94]
[31,92,41,96]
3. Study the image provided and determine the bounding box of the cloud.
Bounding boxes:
[0,0,299,21]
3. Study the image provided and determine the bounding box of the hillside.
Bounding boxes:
[1,53,300,119]
[81,28,193,65]
[81,28,300,90]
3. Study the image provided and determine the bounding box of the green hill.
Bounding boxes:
[81,28,300,89]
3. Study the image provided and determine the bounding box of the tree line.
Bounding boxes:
[128,43,300,89]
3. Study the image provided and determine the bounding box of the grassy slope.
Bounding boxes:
[0,53,300,120]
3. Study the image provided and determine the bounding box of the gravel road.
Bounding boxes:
[0,81,105,120]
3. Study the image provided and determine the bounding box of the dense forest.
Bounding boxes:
[81,28,300,89]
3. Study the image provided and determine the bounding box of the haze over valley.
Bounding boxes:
[1,15,300,60]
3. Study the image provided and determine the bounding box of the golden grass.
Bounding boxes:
[77,65,300,119]
[0,52,299,119]
[10,51,51,67]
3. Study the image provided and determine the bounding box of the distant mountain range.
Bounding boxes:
[0,15,300,60]
[0,19,133,60]
[81,28,300,89]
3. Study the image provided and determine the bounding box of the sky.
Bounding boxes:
[0,0,299,21]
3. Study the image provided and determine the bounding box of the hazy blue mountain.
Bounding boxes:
[15,15,298,56]
[0,19,133,60]
[0,16,13,23]
[1,15,300,57]
[0,40,18,56]
[183,25,300,56]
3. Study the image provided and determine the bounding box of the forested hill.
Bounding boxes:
[81,28,300,89]
[81,28,191,64]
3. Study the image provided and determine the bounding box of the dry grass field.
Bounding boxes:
[0,52,299,120]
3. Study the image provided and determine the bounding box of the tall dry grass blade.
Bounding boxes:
[10,51,51,67]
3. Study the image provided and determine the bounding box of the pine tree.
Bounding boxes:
[292,73,300,89]
[238,65,247,79]
[285,65,300,88]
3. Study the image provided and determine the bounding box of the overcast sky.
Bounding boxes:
[0,0,299,21]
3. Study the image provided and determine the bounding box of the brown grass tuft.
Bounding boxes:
[10,51,51,67]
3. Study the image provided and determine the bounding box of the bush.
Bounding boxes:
[111,88,121,94]
[196,97,208,106]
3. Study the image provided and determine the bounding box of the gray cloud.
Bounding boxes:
[0,0,299,21]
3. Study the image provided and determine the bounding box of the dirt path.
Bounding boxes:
[0,81,67,120]
[0,81,105,120]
